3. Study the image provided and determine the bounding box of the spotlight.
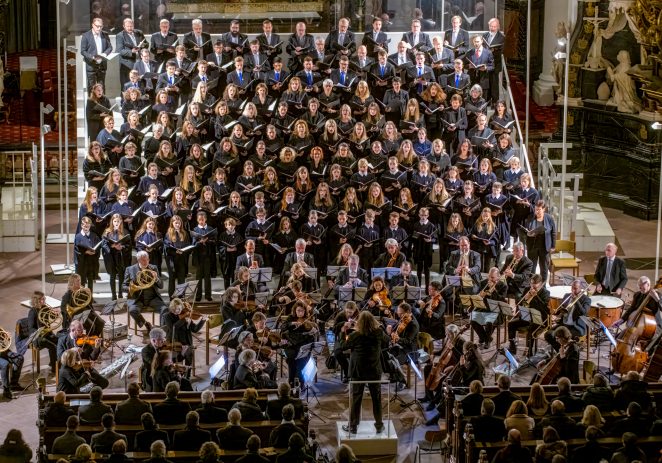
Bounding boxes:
[42,124,52,135]
[59,0,71,4]
[42,104,54,115]
[652,122,662,130]
[66,46,78,53]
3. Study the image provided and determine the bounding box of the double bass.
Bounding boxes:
[425,325,469,390]
[611,292,657,374]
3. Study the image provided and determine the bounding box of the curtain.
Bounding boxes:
[7,0,39,53]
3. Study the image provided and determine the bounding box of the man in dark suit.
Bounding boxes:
[482,18,506,104]
[570,426,612,463]
[507,273,550,356]
[226,56,254,95]
[401,19,433,53]
[115,382,152,425]
[221,19,249,61]
[594,242,627,296]
[256,19,282,65]
[172,411,212,451]
[556,377,585,413]
[444,15,471,57]
[444,236,482,295]
[133,48,158,90]
[265,382,305,420]
[469,398,506,441]
[195,390,229,423]
[149,18,178,67]
[216,408,255,450]
[282,239,316,278]
[235,240,266,272]
[244,39,271,80]
[44,391,75,427]
[237,435,270,463]
[544,279,591,350]
[538,400,576,440]
[369,51,395,101]
[465,35,495,93]
[90,413,128,454]
[286,22,315,74]
[325,17,356,58]
[492,376,522,417]
[329,56,357,101]
[609,402,652,437]
[183,19,212,62]
[80,18,113,87]
[153,381,191,425]
[500,242,533,299]
[439,59,471,98]
[428,36,455,78]
[407,51,434,99]
[269,404,306,448]
[134,412,170,452]
[362,16,390,57]
[334,254,370,291]
[116,17,146,91]
[123,251,167,331]
[79,386,113,424]
[51,415,86,455]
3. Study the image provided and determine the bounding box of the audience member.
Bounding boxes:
[232,388,266,422]
[91,413,128,454]
[105,439,134,463]
[609,402,652,437]
[555,378,584,413]
[469,398,506,442]
[493,376,522,417]
[269,404,306,448]
[535,427,567,463]
[217,409,254,450]
[197,441,222,463]
[236,435,270,463]
[613,371,652,413]
[142,440,173,463]
[134,412,170,452]
[336,444,359,463]
[152,381,192,425]
[0,429,32,463]
[195,390,229,423]
[570,426,611,463]
[275,433,313,463]
[70,443,95,463]
[538,400,576,440]
[44,391,76,427]
[173,411,212,451]
[492,429,532,463]
[266,382,305,420]
[526,382,550,418]
[609,432,646,463]
[575,405,605,436]
[504,400,534,440]
[52,415,87,455]
[79,386,113,424]
[115,382,153,425]
[581,374,614,411]
[459,380,484,417]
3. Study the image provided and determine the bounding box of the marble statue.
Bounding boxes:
[607,50,642,113]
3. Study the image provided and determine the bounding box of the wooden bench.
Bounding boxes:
[42,420,307,454]
[48,448,285,462]
[465,435,662,463]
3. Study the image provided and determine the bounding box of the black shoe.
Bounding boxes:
[396,382,406,391]
[425,414,440,426]
[205,297,213,302]
[375,423,385,433]
[3,389,13,400]
[342,377,349,384]
[418,396,431,403]
[426,401,437,412]
[342,424,357,434]
[9,383,22,391]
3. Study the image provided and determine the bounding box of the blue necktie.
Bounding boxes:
[455,75,459,88]
[307,72,312,86]
[340,71,345,84]
[169,76,173,85]
[418,67,422,77]
[202,76,206,82]
[380,65,384,77]
[275,71,280,81]
[417,67,423,93]
[238,71,243,83]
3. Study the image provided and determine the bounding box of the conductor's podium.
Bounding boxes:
[336,420,398,456]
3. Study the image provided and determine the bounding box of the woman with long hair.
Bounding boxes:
[527,382,550,418]
[78,186,107,235]
[471,207,499,272]
[86,83,111,141]
[102,213,131,300]
[135,216,163,277]
[83,141,112,192]
[99,167,127,205]
[154,140,178,188]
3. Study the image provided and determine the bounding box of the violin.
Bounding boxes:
[178,302,204,320]
[75,335,102,347]
[392,312,412,343]
[251,342,273,358]
[170,363,192,374]
[256,328,282,345]
[423,294,442,316]
[371,288,392,312]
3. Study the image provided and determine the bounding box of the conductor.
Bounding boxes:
[342,311,390,435]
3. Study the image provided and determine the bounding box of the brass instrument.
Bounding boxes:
[67,288,93,318]
[0,326,11,353]
[456,255,474,287]
[38,304,63,334]
[553,284,593,325]
[501,257,519,282]
[129,269,157,297]
[479,280,497,298]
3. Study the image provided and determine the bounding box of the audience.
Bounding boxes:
[610,432,646,463]
[504,400,535,440]
[143,440,172,463]
[216,409,254,450]
[275,433,313,463]
[90,413,128,454]
[197,441,222,463]
[336,444,358,463]
[609,402,652,437]
[459,380,484,417]
[493,376,522,417]
[266,382,305,420]
[52,415,87,455]
[492,429,531,463]
[105,439,134,463]
[535,426,567,463]
[195,390,229,424]
[232,388,266,422]
[581,374,614,411]
[134,412,170,452]
[152,381,191,425]
[575,404,605,436]
[469,398,506,442]
[236,435,270,463]
[79,386,113,425]
[115,382,153,425]
[70,443,95,463]
[570,426,612,463]
[44,391,75,427]
[555,378,584,413]
[526,382,550,418]
[0,429,32,463]
[269,404,306,448]
[172,411,212,451]
[613,371,652,413]
[538,400,575,440]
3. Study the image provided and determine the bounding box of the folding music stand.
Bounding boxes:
[209,355,226,388]
[492,347,520,378]
[487,299,514,348]
[391,286,423,302]
[101,300,127,361]
[296,342,326,420]
[249,267,273,284]
[338,287,367,303]
[595,318,617,381]
[173,281,199,302]
[326,266,346,279]
[371,267,402,281]
[445,275,463,319]
[580,315,597,361]
[302,267,318,280]
[460,295,486,312]
[398,352,424,412]
[518,306,543,325]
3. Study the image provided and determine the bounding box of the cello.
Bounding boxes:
[425,325,469,390]
[611,292,657,374]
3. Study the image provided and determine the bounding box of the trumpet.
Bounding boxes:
[67,287,92,318]
[129,269,157,297]
[0,326,11,353]
[501,257,519,281]
[479,280,497,298]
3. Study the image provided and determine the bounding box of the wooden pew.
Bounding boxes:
[48,448,286,462]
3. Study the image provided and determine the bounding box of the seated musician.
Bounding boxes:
[235,240,265,272]
[56,320,102,363]
[232,348,277,390]
[386,302,420,366]
[248,311,282,358]
[281,238,316,281]
[59,273,83,334]
[457,341,485,386]
[612,275,662,354]
[123,251,167,332]
[221,287,248,327]
[373,238,406,268]
[333,301,359,382]
[420,324,465,405]
[333,254,370,296]
[593,242,627,297]
[389,261,420,290]
[470,267,508,349]
[287,262,318,292]
[444,236,481,300]
[537,326,580,384]
[233,331,277,383]
[141,327,166,392]
[151,351,193,393]
[231,265,262,298]
[57,348,109,394]
[416,280,446,341]
[27,290,58,373]
[282,301,318,386]
[167,299,207,375]
[500,242,533,299]
[0,331,23,400]
[543,279,590,352]
[363,276,393,318]
[507,274,550,356]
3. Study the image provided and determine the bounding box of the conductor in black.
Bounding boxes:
[342,310,390,434]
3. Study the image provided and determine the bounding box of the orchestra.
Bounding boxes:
[11,16,662,463]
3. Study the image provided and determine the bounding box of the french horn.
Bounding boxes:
[67,287,93,318]
[38,305,63,334]
[129,269,157,297]
[0,327,11,353]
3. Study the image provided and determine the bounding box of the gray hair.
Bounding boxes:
[228,408,241,424]
[136,250,149,260]
[201,390,214,404]
[349,254,360,263]
[639,275,651,286]
[192,19,202,27]
[152,123,164,133]
[512,241,525,251]
[239,348,256,366]
[470,84,483,96]
[150,327,166,341]
[384,238,399,248]
[323,78,334,86]
[295,238,307,247]
[151,440,166,457]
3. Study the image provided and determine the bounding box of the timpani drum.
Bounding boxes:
[589,295,624,327]
[548,285,571,315]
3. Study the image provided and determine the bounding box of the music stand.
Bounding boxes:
[371,267,402,281]
[173,281,199,302]
[296,342,326,418]
[209,355,226,388]
[460,295,486,312]
[580,315,597,361]
[326,266,346,279]
[18,329,45,397]
[398,352,424,412]
[101,300,127,361]
[391,286,423,302]
[487,299,514,348]
[249,267,273,284]
[518,306,543,325]
[218,323,243,364]
[302,267,318,280]
[338,287,367,303]
[254,292,269,307]
[445,275,463,319]
[596,318,617,381]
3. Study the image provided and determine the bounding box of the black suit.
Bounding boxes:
[80,29,113,87]
[43,402,75,427]
[324,30,357,56]
[183,31,213,61]
[79,400,113,424]
[593,256,627,294]
[152,397,191,425]
[117,29,146,88]
[443,28,471,56]
[470,414,506,442]
[401,31,433,53]
[216,424,254,450]
[269,422,306,448]
[150,31,178,66]
[492,390,522,417]
[282,252,315,277]
[257,33,283,64]
[335,267,370,288]
[123,263,167,327]
[90,429,128,454]
[362,30,390,56]
[114,397,152,425]
[482,31,506,102]
[286,33,315,73]
[134,429,170,452]
[500,255,533,298]
[195,403,229,424]
[265,397,305,420]
[172,426,212,451]
[445,250,482,292]
[235,253,265,271]
[133,60,158,90]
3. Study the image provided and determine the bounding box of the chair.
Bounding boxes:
[126,306,156,335]
[550,240,581,283]
[415,429,449,463]
[582,360,596,383]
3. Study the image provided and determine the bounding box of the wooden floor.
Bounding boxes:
[0,205,659,462]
